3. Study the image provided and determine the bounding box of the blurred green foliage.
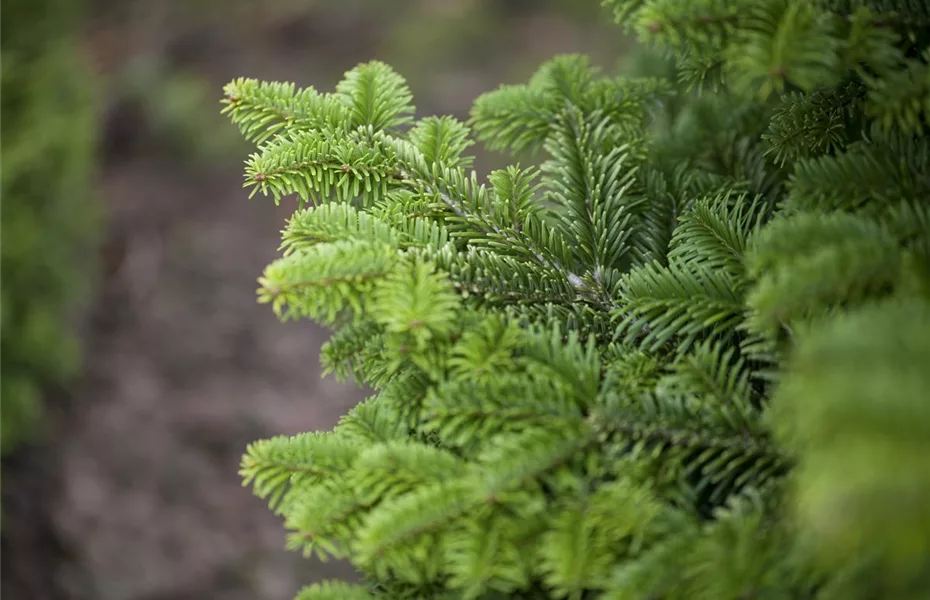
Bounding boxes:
[1,0,98,454]
[115,57,248,165]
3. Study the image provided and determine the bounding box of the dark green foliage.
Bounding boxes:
[1,0,97,454]
[224,1,930,598]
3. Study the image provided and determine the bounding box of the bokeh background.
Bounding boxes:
[1,1,630,598]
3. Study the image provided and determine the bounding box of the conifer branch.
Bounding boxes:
[223,4,930,596]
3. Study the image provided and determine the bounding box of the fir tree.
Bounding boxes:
[223,1,930,598]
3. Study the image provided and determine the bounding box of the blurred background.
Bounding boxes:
[0,1,630,598]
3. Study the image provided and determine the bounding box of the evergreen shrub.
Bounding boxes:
[1,0,97,454]
[223,1,930,597]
